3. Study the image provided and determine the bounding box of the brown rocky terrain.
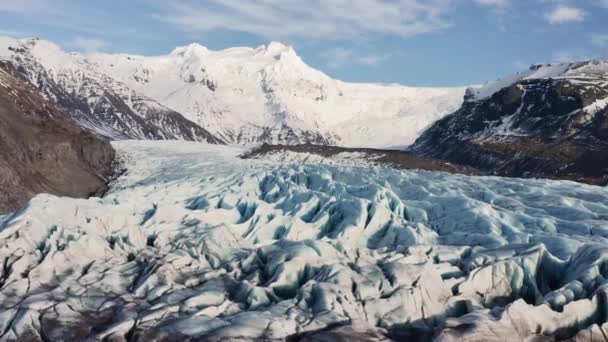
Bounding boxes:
[241,143,481,176]
[0,61,115,213]
[410,74,608,186]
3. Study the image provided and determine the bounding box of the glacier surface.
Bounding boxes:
[1,141,608,341]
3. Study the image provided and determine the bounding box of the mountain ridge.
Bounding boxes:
[0,36,467,148]
[0,37,224,144]
[411,59,608,185]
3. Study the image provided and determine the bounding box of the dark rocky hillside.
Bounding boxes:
[410,61,608,185]
[0,62,115,213]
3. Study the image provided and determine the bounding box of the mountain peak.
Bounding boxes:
[0,36,63,56]
[255,41,296,57]
[170,43,209,57]
[0,35,467,149]
[23,37,65,53]
[265,41,289,52]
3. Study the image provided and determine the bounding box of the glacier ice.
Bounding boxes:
[0,140,607,340]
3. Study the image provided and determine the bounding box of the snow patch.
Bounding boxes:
[467,60,608,102]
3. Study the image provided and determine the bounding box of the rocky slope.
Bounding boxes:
[241,143,481,176]
[0,61,115,213]
[0,36,466,147]
[411,60,608,185]
[0,37,222,144]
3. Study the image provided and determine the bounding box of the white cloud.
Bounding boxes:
[324,47,354,69]
[156,0,457,41]
[513,60,529,71]
[0,0,65,16]
[323,47,391,69]
[551,49,592,63]
[0,30,30,38]
[359,54,391,66]
[474,0,510,10]
[71,36,106,53]
[544,5,585,24]
[590,33,608,47]
[595,0,608,8]
[0,1,155,43]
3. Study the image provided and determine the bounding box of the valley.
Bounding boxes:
[0,33,607,342]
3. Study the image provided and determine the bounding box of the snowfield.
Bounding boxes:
[1,141,608,341]
[0,37,466,148]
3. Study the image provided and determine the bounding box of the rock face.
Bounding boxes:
[411,60,608,185]
[0,62,115,213]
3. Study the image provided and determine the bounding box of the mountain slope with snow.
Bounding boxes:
[89,41,466,147]
[0,140,607,340]
[0,37,222,144]
[465,60,608,102]
[412,59,608,184]
[0,37,466,148]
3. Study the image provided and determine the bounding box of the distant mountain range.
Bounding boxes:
[1,36,607,184]
[0,37,466,148]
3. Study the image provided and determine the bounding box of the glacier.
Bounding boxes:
[0,141,608,341]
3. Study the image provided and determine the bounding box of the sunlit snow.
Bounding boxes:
[0,36,467,148]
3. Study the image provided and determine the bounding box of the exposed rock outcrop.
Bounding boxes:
[0,62,115,213]
[411,60,608,185]
[241,143,481,176]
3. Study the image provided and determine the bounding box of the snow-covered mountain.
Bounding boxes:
[412,60,608,184]
[0,37,466,147]
[0,37,222,144]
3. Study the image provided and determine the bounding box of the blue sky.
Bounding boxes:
[1,0,607,86]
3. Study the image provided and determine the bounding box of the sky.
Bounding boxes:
[0,0,607,87]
